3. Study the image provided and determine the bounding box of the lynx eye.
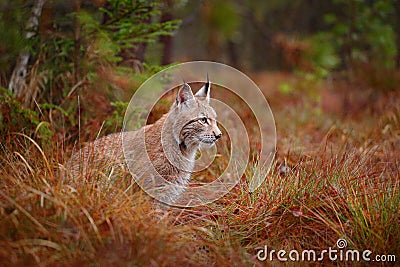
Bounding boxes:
[199,117,209,124]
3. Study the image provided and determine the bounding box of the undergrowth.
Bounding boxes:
[0,76,399,266]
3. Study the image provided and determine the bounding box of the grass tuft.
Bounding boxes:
[1,73,399,265]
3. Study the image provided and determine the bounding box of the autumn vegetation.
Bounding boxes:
[1,1,399,266]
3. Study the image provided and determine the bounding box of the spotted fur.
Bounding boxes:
[66,81,221,204]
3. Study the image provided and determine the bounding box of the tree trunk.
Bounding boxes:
[227,40,239,69]
[73,0,81,83]
[395,0,400,69]
[160,0,173,65]
[8,0,46,97]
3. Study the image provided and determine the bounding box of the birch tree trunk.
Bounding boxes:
[8,0,46,97]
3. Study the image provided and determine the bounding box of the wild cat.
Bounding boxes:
[67,79,222,204]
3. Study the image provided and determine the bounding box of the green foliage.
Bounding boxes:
[35,0,180,82]
[296,0,399,93]
[278,83,294,95]
[308,33,340,75]
[0,0,182,146]
[323,0,397,68]
[104,100,148,132]
[138,62,178,83]
[34,121,54,144]
[208,0,241,39]
[104,101,129,130]
[0,88,38,130]
[0,1,27,75]
[101,0,180,46]
[78,10,123,67]
[77,0,180,66]
[0,88,53,143]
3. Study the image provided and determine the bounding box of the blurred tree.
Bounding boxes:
[8,0,46,97]
[73,0,81,83]
[322,0,397,69]
[0,1,26,83]
[395,0,400,68]
[202,0,241,67]
[172,0,397,74]
[242,0,333,70]
[172,0,334,70]
[159,0,174,65]
[1,0,180,107]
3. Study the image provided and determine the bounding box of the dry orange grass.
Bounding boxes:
[1,72,399,266]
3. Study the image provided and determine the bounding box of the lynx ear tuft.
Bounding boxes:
[176,82,194,106]
[195,75,210,102]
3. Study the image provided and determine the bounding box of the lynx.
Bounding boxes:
[67,79,222,204]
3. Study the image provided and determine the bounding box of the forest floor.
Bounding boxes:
[1,71,399,266]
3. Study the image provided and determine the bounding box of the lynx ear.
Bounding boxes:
[176,82,195,106]
[195,76,210,103]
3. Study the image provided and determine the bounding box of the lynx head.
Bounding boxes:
[169,79,222,153]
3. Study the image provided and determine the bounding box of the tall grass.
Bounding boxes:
[0,135,202,266]
[1,78,399,266]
